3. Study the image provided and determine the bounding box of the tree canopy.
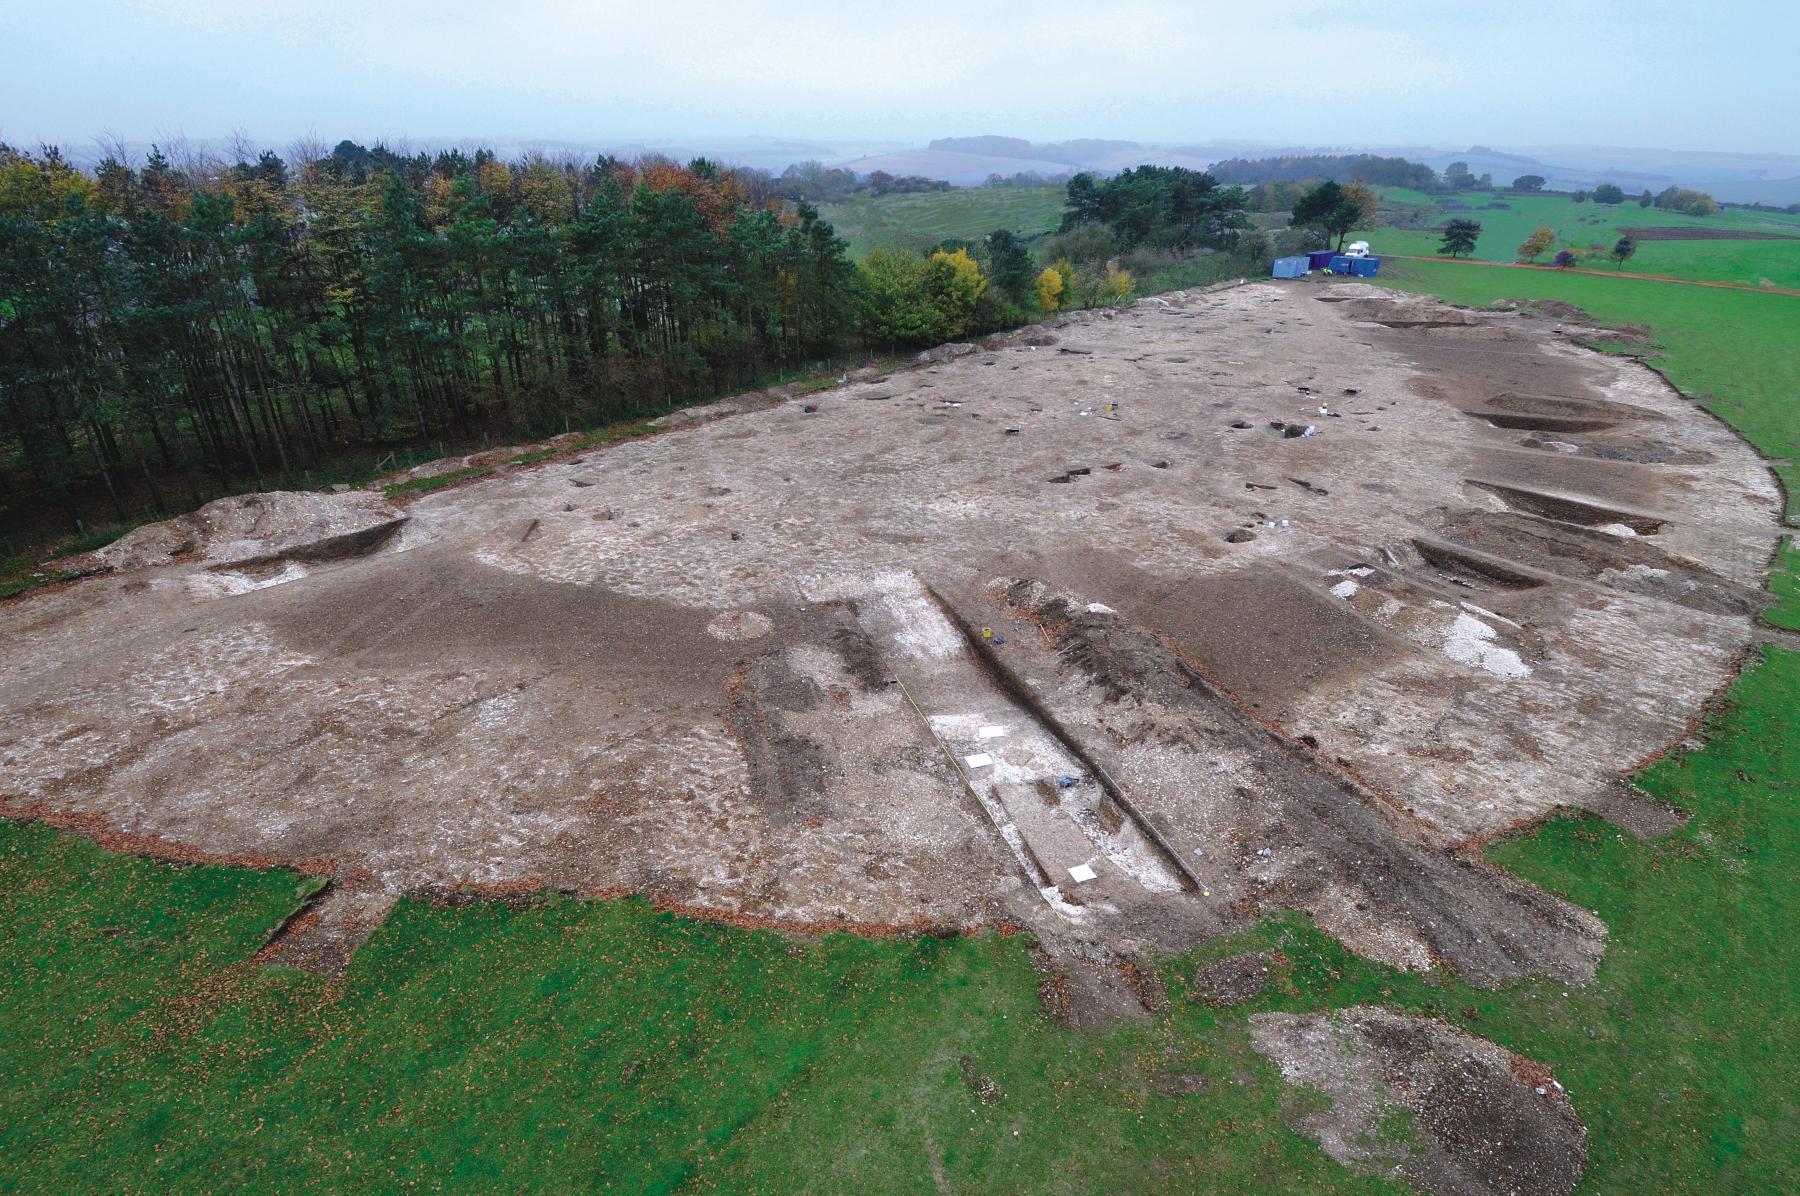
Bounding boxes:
[1438,218,1482,258]
[1209,154,1437,191]
[1655,186,1719,216]
[0,143,860,533]
[1061,166,1251,253]
[1288,181,1371,253]
[2,142,1163,537]
[1517,226,1557,263]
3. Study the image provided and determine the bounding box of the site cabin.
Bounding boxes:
[1273,249,1381,280]
[1330,254,1381,277]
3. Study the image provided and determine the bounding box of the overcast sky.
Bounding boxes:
[7,0,1794,155]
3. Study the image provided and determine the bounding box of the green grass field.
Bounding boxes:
[1364,191,1800,288]
[1770,538,1800,631]
[818,185,1067,258]
[4,258,1798,1193]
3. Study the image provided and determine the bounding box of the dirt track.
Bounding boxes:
[0,281,1780,1012]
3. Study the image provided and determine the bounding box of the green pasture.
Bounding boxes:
[818,185,1066,258]
[1365,190,1800,286]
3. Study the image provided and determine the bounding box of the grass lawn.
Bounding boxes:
[1619,237,1800,289]
[1769,538,1800,632]
[3,259,1797,1194]
[818,185,1066,258]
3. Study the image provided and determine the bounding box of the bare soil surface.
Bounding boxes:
[0,283,1779,1036]
[1191,951,1277,1006]
[1250,1005,1588,1196]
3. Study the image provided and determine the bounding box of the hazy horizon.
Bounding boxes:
[7,1,1796,158]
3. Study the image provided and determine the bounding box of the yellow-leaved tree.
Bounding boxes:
[925,247,988,338]
[1341,179,1380,234]
[1105,261,1134,302]
[1517,226,1557,263]
[1035,265,1065,312]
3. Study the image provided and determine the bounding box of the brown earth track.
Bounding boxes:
[1619,226,1799,241]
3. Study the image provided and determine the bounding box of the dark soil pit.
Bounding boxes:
[1191,950,1276,1005]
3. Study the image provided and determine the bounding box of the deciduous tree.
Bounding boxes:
[1517,226,1557,263]
[1290,181,1363,252]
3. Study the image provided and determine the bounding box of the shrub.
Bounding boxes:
[1040,223,1118,266]
[1655,186,1718,216]
[856,250,949,348]
[1105,262,1134,302]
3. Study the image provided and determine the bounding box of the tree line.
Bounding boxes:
[5,142,1225,543]
[1211,154,1439,192]
[1061,166,1252,253]
[0,141,870,537]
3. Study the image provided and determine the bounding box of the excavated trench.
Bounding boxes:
[1466,479,1670,534]
[5,279,1784,1193]
[0,281,1779,1031]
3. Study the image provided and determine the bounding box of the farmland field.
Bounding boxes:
[818,184,1066,257]
[1362,191,1800,287]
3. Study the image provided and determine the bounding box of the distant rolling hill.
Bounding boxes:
[835,135,1233,185]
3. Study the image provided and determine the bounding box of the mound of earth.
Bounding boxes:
[82,491,406,573]
[0,283,1779,1015]
[1494,298,1598,325]
[1250,1006,1587,1196]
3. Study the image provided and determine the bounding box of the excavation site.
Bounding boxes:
[0,279,1780,1019]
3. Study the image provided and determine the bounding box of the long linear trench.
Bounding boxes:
[833,573,1206,939]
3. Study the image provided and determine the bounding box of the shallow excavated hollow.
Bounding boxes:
[1466,479,1670,534]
